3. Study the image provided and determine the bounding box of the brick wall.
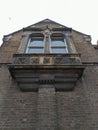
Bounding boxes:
[0,65,37,129]
[72,31,98,62]
[56,65,98,130]
[0,31,22,63]
[0,28,98,129]
[0,65,98,129]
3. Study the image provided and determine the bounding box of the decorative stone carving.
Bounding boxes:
[62,57,71,64]
[43,57,51,64]
[54,57,70,64]
[54,57,80,64]
[54,57,63,64]
[39,79,55,84]
[13,54,81,65]
[14,57,29,64]
[39,74,55,84]
[30,57,39,64]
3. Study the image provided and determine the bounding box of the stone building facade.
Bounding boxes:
[0,19,98,130]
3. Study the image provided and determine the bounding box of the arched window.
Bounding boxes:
[26,33,68,54]
[50,33,68,53]
[26,33,44,53]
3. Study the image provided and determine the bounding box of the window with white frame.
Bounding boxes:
[26,33,44,53]
[50,34,68,53]
[26,33,68,54]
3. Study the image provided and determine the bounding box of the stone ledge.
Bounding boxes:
[8,64,85,91]
[13,53,81,65]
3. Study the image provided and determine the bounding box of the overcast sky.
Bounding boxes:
[0,0,98,45]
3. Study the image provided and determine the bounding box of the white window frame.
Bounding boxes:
[50,34,68,54]
[26,34,45,54]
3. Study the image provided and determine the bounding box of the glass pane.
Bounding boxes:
[30,38,44,47]
[51,48,67,53]
[27,48,44,53]
[51,39,65,47]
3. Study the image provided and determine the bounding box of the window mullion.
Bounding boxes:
[44,35,50,53]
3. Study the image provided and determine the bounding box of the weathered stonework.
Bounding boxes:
[0,19,98,130]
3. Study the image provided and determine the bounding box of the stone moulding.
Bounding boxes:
[13,53,81,65]
[8,64,85,91]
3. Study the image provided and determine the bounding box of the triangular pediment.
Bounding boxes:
[24,19,72,31]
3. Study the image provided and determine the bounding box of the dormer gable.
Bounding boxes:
[23,19,72,32]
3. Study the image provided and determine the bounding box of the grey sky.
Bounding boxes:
[0,0,98,45]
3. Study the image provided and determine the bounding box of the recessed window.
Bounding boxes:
[26,34,44,53]
[50,34,68,53]
[26,33,68,54]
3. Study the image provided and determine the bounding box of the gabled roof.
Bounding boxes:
[4,18,90,38]
[4,19,72,38]
[23,18,72,31]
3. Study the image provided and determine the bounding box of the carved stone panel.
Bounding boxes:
[54,57,70,64]
[54,57,80,64]
[43,57,51,64]
[30,57,39,64]
[14,57,30,64]
[13,54,81,65]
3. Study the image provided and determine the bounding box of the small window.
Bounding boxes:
[26,34,44,54]
[51,34,68,53]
